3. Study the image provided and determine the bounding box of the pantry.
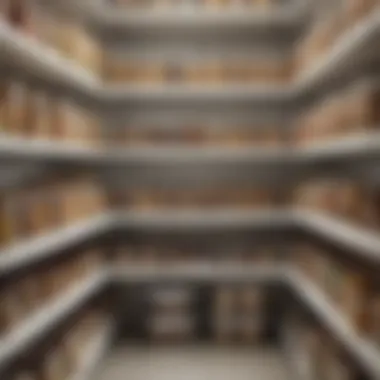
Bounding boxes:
[0,0,380,380]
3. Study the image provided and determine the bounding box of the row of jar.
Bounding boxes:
[103,59,290,85]
[0,1,101,75]
[0,82,100,146]
[12,308,108,380]
[294,179,380,231]
[0,248,104,338]
[0,175,105,247]
[121,126,280,147]
[123,188,277,210]
[107,0,276,9]
[295,0,378,73]
[294,79,380,146]
[116,247,277,265]
[294,244,380,349]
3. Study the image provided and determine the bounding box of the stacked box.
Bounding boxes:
[1,81,100,145]
[103,58,289,85]
[0,249,104,338]
[0,176,104,247]
[124,187,275,210]
[286,316,361,380]
[294,80,380,146]
[294,180,380,230]
[148,287,195,342]
[30,6,101,75]
[293,245,380,348]
[296,1,379,74]
[214,286,265,343]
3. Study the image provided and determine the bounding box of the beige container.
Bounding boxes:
[238,316,263,343]
[34,92,52,139]
[214,318,235,343]
[71,28,101,74]
[239,287,263,311]
[0,81,8,132]
[215,287,236,316]
[8,0,33,32]
[18,273,44,312]
[343,0,377,27]
[6,82,27,136]
[43,348,67,380]
[320,343,354,380]
[0,193,17,246]
[339,270,369,330]
[2,286,27,331]
[0,1,7,20]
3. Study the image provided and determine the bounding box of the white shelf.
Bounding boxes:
[0,137,292,167]
[0,9,379,105]
[68,322,114,380]
[2,134,380,169]
[117,209,292,230]
[298,132,380,163]
[92,4,306,31]
[0,273,107,373]
[111,145,289,164]
[295,10,380,95]
[112,264,285,284]
[294,209,380,265]
[0,136,108,164]
[288,269,380,380]
[102,84,294,104]
[0,21,98,96]
[0,213,114,276]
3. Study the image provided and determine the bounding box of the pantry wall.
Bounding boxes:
[0,1,380,380]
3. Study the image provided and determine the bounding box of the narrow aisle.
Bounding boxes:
[95,346,288,380]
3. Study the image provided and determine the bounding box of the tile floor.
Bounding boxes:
[96,345,288,380]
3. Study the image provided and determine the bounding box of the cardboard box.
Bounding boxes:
[342,0,377,27]
[6,82,27,136]
[2,286,26,329]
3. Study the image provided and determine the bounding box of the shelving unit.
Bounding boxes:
[1,0,380,380]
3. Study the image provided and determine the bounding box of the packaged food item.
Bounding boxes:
[149,314,194,342]
[214,317,235,343]
[214,287,236,317]
[18,273,43,312]
[34,92,52,139]
[1,286,26,330]
[165,63,184,83]
[365,287,380,348]
[342,0,377,28]
[0,193,15,246]
[4,189,29,240]
[0,80,8,132]
[318,341,356,380]
[6,82,27,136]
[43,347,67,380]
[239,287,263,311]
[8,0,32,32]
[0,1,8,20]
[238,315,263,343]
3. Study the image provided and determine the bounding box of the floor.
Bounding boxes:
[96,345,288,380]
